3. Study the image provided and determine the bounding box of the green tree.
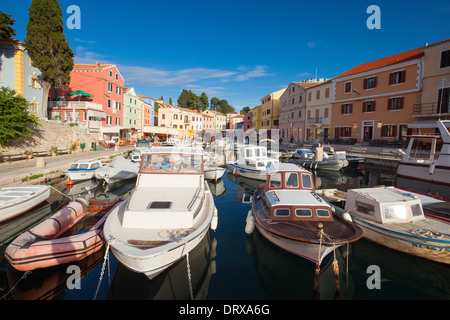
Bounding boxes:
[169,97,173,105]
[199,92,209,111]
[210,97,220,110]
[0,11,16,39]
[0,87,40,147]
[177,89,190,108]
[25,0,74,118]
[240,106,251,114]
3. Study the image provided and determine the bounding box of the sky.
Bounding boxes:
[2,0,450,112]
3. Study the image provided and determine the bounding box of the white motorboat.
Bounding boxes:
[63,159,103,182]
[204,165,226,181]
[289,145,348,171]
[246,163,363,265]
[227,145,279,180]
[94,156,139,184]
[103,147,218,279]
[0,185,51,223]
[396,120,450,186]
[320,186,450,264]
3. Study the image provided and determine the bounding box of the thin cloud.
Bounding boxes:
[236,65,272,81]
[306,41,316,48]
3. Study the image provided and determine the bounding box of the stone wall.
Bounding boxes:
[0,120,100,154]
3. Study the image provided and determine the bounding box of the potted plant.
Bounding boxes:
[50,146,58,157]
[24,150,33,160]
[70,143,77,154]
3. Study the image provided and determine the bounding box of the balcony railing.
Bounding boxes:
[306,117,322,124]
[48,101,103,111]
[413,102,450,117]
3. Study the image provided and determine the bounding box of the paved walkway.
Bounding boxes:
[0,146,134,187]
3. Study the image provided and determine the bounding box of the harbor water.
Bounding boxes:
[0,162,449,301]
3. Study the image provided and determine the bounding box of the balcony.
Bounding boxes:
[48,101,103,111]
[413,103,450,118]
[306,117,322,125]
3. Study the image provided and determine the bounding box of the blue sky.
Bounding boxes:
[2,0,450,111]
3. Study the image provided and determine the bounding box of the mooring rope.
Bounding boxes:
[1,270,32,300]
[93,239,113,300]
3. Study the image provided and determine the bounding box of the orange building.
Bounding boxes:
[331,48,424,145]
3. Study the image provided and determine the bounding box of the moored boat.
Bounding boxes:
[289,145,348,171]
[94,156,140,184]
[63,159,103,182]
[320,186,450,264]
[4,198,113,271]
[246,163,363,265]
[103,146,218,280]
[227,145,279,180]
[0,185,51,223]
[204,165,226,181]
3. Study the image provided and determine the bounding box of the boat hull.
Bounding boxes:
[204,166,226,181]
[396,162,450,186]
[63,169,97,182]
[0,186,51,223]
[289,158,348,171]
[226,162,267,180]
[351,215,450,264]
[255,223,339,264]
[104,189,217,280]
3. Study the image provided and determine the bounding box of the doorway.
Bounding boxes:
[362,121,374,141]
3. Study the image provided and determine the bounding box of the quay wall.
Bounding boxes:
[0,120,100,154]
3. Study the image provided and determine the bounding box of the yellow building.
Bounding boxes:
[251,105,261,130]
[260,88,286,130]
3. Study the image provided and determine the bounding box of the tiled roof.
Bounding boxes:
[335,47,424,78]
[73,62,114,70]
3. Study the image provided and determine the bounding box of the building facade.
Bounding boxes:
[260,88,286,130]
[305,80,332,143]
[331,48,423,144]
[0,38,44,117]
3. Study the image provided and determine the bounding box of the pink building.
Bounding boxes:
[202,114,214,130]
[243,112,252,132]
[48,62,125,138]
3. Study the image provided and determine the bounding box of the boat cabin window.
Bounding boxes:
[285,172,299,188]
[140,153,203,174]
[301,173,313,189]
[384,205,408,221]
[295,208,312,217]
[274,208,290,216]
[257,162,265,168]
[79,164,89,169]
[246,149,253,158]
[317,209,331,217]
[91,163,100,169]
[411,203,423,217]
[69,164,79,169]
[269,173,282,188]
[355,201,375,216]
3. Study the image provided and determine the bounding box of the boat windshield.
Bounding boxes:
[140,153,203,174]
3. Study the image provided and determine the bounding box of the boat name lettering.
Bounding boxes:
[412,243,450,252]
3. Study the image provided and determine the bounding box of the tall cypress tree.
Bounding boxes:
[25,0,74,118]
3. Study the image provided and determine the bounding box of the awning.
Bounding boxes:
[407,120,450,129]
[101,126,121,133]
[65,90,94,97]
[86,110,106,119]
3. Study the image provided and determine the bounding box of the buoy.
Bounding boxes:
[245,210,255,234]
[66,180,74,185]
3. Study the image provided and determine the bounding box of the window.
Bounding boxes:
[325,88,330,98]
[388,97,404,110]
[363,100,376,112]
[116,102,121,110]
[356,202,375,216]
[301,173,313,189]
[341,126,352,137]
[299,95,302,103]
[291,98,295,104]
[274,208,290,217]
[173,114,178,120]
[107,82,113,92]
[116,117,120,125]
[389,71,406,84]
[341,103,352,114]
[269,173,282,188]
[317,209,331,217]
[116,86,121,95]
[324,108,329,118]
[116,73,119,80]
[308,92,312,101]
[295,208,312,217]
[381,125,396,137]
[316,90,320,100]
[109,70,112,77]
[441,50,450,68]
[344,81,352,93]
[285,172,299,188]
[364,77,377,89]
[106,116,112,124]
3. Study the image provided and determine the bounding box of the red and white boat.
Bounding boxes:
[246,163,363,265]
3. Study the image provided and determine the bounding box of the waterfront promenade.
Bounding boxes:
[0,145,133,188]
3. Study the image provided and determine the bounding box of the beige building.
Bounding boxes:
[158,106,202,131]
[260,88,286,130]
[252,105,261,130]
[305,79,333,143]
[202,109,227,130]
[417,39,450,122]
[279,80,323,143]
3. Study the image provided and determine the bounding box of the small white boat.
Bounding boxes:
[227,145,279,180]
[289,145,348,171]
[0,185,51,223]
[397,120,450,186]
[322,186,450,264]
[103,147,218,279]
[204,165,226,181]
[246,163,363,265]
[94,156,139,185]
[63,159,103,182]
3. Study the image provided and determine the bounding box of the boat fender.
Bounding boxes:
[211,207,218,231]
[428,163,435,174]
[245,210,255,234]
[342,211,353,222]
